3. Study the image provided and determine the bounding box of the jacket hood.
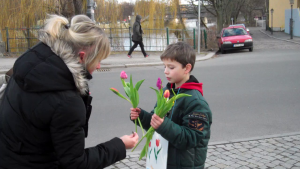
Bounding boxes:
[13,42,89,94]
[167,75,203,96]
[135,15,142,23]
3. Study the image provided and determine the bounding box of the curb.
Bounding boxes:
[260,30,300,45]
[101,52,216,69]
[0,70,7,74]
[208,131,300,146]
[0,52,216,74]
[126,131,300,155]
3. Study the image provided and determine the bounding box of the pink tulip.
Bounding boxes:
[120,71,128,79]
[163,90,170,98]
[156,77,162,90]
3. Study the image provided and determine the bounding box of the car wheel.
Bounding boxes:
[249,47,253,52]
[221,47,226,54]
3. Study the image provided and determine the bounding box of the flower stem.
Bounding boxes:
[135,119,137,133]
[131,132,147,152]
[131,127,154,152]
[137,117,145,136]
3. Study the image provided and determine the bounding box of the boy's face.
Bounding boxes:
[162,59,191,88]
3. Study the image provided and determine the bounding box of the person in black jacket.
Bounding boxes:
[127,15,149,58]
[0,14,139,169]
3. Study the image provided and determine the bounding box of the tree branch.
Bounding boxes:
[201,0,217,16]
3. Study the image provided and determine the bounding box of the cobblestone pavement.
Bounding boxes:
[105,133,300,169]
[259,29,300,43]
[250,27,300,50]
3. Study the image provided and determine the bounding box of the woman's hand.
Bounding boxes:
[151,114,164,129]
[130,108,141,120]
[120,132,139,149]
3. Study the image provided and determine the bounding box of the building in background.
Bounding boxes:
[269,0,300,31]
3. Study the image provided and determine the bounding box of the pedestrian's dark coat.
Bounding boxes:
[0,42,126,169]
[135,75,212,169]
[131,15,143,42]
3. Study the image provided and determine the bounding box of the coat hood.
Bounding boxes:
[135,15,142,23]
[13,42,89,94]
[167,75,203,96]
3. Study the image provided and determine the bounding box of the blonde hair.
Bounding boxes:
[38,14,110,94]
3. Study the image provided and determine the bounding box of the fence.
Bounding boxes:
[2,27,211,54]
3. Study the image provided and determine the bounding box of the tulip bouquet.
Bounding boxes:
[110,71,145,135]
[132,78,191,160]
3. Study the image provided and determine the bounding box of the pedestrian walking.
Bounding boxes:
[0,14,139,169]
[128,15,149,58]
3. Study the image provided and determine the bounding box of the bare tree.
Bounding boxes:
[240,0,265,26]
[120,2,134,21]
[57,0,85,18]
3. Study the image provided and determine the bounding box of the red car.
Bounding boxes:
[217,26,253,54]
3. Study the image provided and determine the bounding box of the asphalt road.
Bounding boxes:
[85,28,300,152]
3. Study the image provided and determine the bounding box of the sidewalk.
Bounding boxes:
[106,132,300,169]
[260,29,300,45]
[0,52,216,74]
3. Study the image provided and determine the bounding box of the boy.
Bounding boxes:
[130,41,212,168]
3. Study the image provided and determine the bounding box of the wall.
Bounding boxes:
[285,8,300,36]
[269,0,299,30]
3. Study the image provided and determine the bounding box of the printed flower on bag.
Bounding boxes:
[154,139,162,163]
[156,139,160,147]
[148,141,152,159]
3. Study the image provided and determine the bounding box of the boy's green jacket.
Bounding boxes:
[136,75,212,169]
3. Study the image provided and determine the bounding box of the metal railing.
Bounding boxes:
[2,27,209,53]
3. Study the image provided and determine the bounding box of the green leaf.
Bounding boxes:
[150,87,162,111]
[129,75,136,107]
[134,88,139,108]
[110,88,132,104]
[157,147,162,154]
[124,86,131,98]
[175,93,192,100]
[139,146,147,160]
[135,79,145,91]
[149,149,152,159]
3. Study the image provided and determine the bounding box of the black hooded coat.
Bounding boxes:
[131,15,143,42]
[0,42,126,169]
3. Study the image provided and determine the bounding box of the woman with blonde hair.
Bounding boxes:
[0,14,138,169]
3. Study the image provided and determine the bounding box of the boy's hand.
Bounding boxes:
[151,114,164,129]
[130,108,141,120]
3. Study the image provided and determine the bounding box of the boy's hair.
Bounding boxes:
[160,41,196,71]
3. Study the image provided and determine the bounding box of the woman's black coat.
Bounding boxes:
[0,42,126,169]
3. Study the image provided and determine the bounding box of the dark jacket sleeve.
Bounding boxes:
[156,99,211,150]
[50,96,126,169]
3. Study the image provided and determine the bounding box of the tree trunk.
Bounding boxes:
[74,0,84,15]
[61,0,75,19]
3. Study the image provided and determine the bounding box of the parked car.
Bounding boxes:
[229,24,250,34]
[217,26,253,54]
